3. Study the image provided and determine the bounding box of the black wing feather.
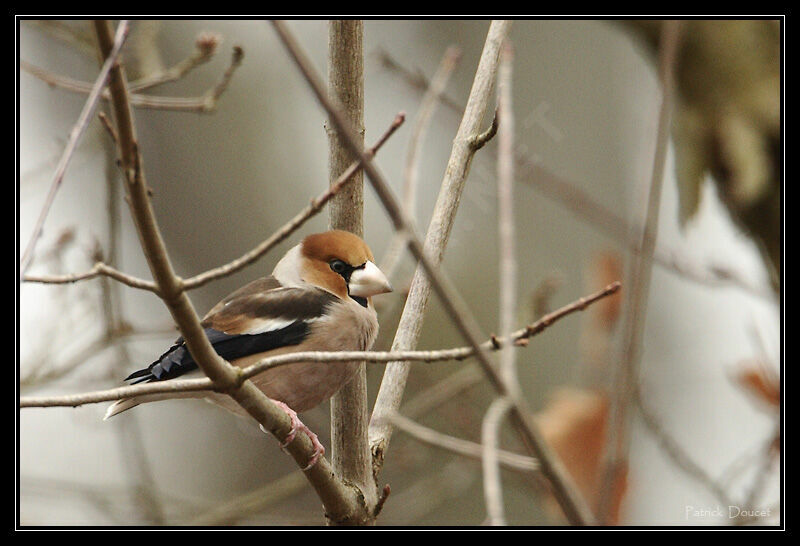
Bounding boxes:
[125,321,312,384]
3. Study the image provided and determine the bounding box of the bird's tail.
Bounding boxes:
[103,390,205,420]
[103,398,141,420]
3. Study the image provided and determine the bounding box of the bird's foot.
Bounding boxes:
[260,400,325,470]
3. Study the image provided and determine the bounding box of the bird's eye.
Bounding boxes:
[329,259,348,274]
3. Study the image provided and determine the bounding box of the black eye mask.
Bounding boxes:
[329,260,369,308]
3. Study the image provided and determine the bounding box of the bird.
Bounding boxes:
[103,230,392,468]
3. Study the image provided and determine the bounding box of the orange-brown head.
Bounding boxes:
[274,230,392,303]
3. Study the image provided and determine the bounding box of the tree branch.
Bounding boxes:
[377,49,776,303]
[92,19,365,524]
[481,397,513,525]
[325,19,376,525]
[496,40,518,394]
[598,20,683,524]
[181,112,404,291]
[369,20,509,476]
[380,45,462,281]
[20,282,620,410]
[20,45,243,113]
[272,19,597,525]
[19,21,130,279]
[23,261,157,292]
[481,41,516,527]
[388,411,539,475]
[128,31,222,92]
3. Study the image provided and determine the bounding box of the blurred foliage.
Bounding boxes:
[622,20,781,291]
[537,387,627,524]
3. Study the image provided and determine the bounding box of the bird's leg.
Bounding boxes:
[260,400,325,470]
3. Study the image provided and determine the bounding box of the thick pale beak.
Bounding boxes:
[349,261,393,297]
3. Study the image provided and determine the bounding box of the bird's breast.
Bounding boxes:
[221,299,379,413]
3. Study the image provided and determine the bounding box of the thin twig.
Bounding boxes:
[21,45,243,114]
[480,42,515,527]
[482,397,513,525]
[634,386,736,507]
[23,262,158,292]
[20,282,621,410]
[128,31,222,92]
[380,45,462,281]
[20,376,214,408]
[199,46,244,112]
[181,113,404,290]
[97,111,118,143]
[403,45,461,221]
[388,411,539,475]
[19,21,130,279]
[92,20,364,524]
[272,19,596,525]
[378,48,776,302]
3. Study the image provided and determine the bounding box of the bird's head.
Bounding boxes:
[274,230,392,306]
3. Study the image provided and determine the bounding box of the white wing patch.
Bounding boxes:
[232,316,319,336]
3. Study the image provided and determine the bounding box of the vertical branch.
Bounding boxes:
[272,19,596,526]
[496,41,518,394]
[99,102,165,524]
[369,21,511,473]
[481,40,517,528]
[326,20,377,519]
[481,397,512,525]
[327,20,365,235]
[95,20,367,524]
[598,19,683,523]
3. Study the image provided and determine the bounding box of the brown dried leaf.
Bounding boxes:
[734,360,780,410]
[536,388,627,524]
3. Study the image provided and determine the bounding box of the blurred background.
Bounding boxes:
[18,19,781,526]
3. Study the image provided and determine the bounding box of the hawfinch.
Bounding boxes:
[104,230,392,465]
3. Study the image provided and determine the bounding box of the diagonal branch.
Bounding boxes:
[377,49,776,303]
[181,112,404,290]
[19,21,130,279]
[91,20,365,524]
[21,114,405,294]
[380,45,462,281]
[388,411,539,475]
[271,19,597,526]
[368,21,508,476]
